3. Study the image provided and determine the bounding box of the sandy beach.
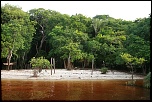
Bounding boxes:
[1,69,145,80]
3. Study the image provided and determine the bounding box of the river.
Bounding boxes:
[1,79,150,100]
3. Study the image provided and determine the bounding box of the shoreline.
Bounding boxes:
[1,69,145,80]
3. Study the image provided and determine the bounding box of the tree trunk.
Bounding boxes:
[93,24,97,37]
[67,54,71,70]
[35,23,46,57]
[23,52,27,69]
[20,52,26,69]
[64,59,67,69]
[7,58,10,70]
[142,65,146,75]
[33,69,38,77]
[39,35,46,51]
[91,59,94,75]
[71,62,74,69]
[51,58,53,75]
[83,60,86,69]
[35,42,39,57]
[35,33,46,57]
[7,49,12,70]
[53,58,55,74]
[39,67,42,73]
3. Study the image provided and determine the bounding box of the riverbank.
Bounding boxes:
[1,69,145,80]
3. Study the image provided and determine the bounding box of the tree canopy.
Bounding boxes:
[1,4,150,74]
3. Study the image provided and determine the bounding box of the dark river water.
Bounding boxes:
[1,79,150,100]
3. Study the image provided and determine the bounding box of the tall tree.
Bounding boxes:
[1,4,36,69]
[48,26,89,69]
[116,53,146,85]
[29,8,51,57]
[124,16,150,74]
[92,18,105,37]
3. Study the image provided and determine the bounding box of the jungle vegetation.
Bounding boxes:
[1,4,150,77]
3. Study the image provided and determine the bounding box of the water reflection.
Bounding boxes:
[1,79,150,100]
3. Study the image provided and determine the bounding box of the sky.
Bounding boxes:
[1,1,151,21]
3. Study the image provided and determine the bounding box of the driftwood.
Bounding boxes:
[3,62,16,66]
[3,62,16,70]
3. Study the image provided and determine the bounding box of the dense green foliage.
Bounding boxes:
[30,57,51,69]
[29,56,51,77]
[101,67,108,74]
[1,4,36,69]
[1,4,150,75]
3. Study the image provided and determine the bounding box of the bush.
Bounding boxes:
[30,56,51,69]
[101,67,108,74]
[144,72,151,89]
[29,57,51,77]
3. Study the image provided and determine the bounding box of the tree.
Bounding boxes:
[117,53,146,85]
[48,26,72,68]
[1,4,36,70]
[30,57,51,77]
[95,30,126,68]
[29,8,52,57]
[48,26,89,69]
[92,18,106,37]
[91,16,129,68]
[124,16,150,74]
[60,42,83,70]
[126,16,150,41]
[70,14,87,32]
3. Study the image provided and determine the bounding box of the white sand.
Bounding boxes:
[1,69,144,80]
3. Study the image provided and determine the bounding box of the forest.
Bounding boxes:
[1,4,151,75]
